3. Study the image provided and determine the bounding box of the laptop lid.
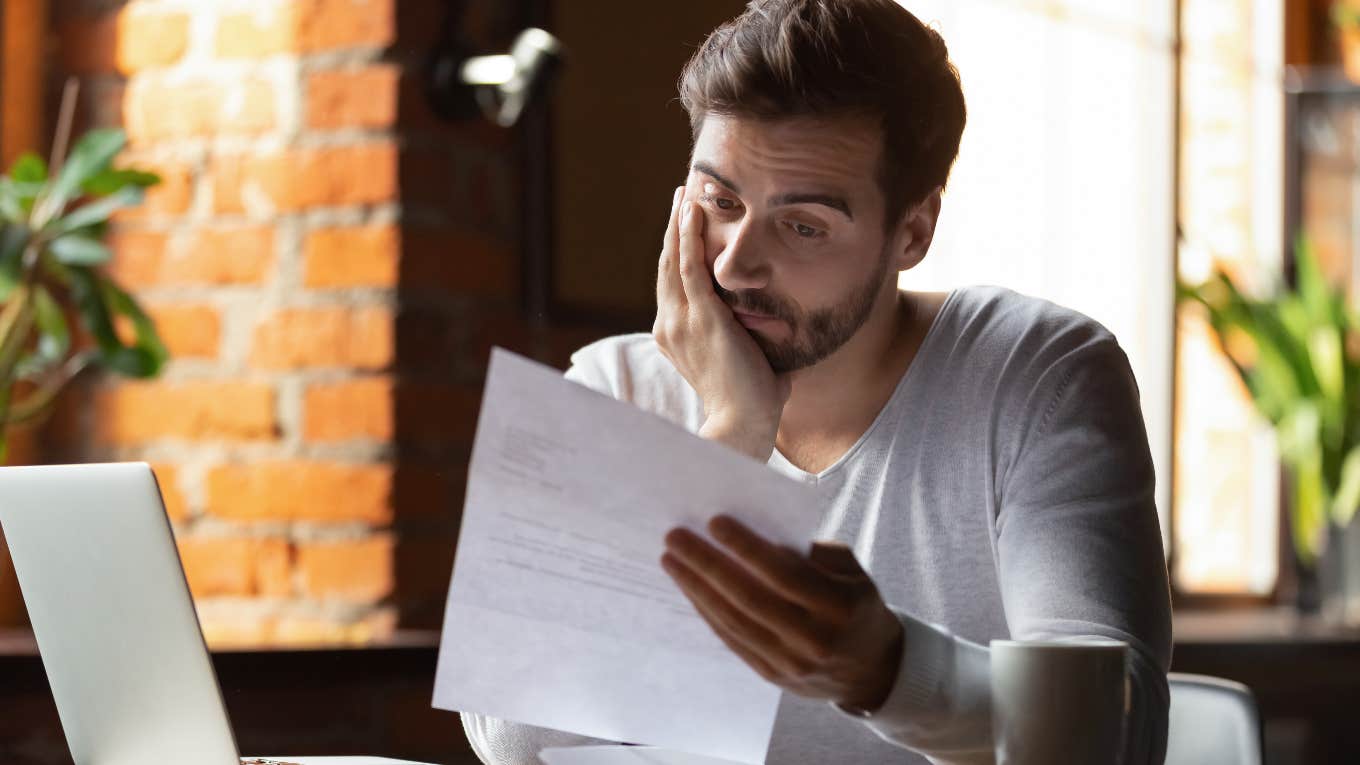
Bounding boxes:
[0,462,239,765]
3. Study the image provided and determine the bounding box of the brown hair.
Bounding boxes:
[678,0,966,231]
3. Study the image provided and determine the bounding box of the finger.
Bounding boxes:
[808,541,868,578]
[664,528,828,656]
[657,186,687,309]
[708,516,846,613]
[662,552,803,682]
[676,201,725,312]
[687,589,782,684]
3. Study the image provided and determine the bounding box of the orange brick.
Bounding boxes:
[111,158,193,218]
[216,7,293,58]
[126,77,276,142]
[296,534,394,603]
[111,227,273,286]
[150,463,190,521]
[254,538,293,597]
[177,536,292,598]
[93,382,277,444]
[294,0,395,53]
[303,377,393,442]
[118,8,191,73]
[213,143,398,214]
[217,0,396,58]
[60,8,189,75]
[107,230,170,285]
[177,227,275,284]
[251,306,393,370]
[306,65,400,130]
[206,461,395,524]
[303,224,399,288]
[180,227,278,284]
[126,304,220,358]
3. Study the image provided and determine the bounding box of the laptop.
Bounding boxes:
[0,462,431,765]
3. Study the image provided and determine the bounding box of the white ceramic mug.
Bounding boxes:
[990,639,1130,765]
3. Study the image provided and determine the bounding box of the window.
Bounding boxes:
[901,0,1178,544]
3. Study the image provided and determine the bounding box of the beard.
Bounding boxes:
[714,246,890,374]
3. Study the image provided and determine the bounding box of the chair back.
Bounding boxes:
[1165,673,1262,765]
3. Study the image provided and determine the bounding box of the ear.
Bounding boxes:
[888,188,943,273]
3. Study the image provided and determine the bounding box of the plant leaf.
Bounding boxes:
[0,285,36,393]
[1333,446,1360,528]
[72,271,166,379]
[0,222,29,265]
[8,152,47,183]
[0,178,44,218]
[81,168,160,197]
[46,186,144,236]
[37,128,126,224]
[1288,444,1329,565]
[0,180,24,222]
[32,286,70,364]
[100,278,166,378]
[48,234,112,266]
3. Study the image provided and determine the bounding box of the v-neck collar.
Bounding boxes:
[767,289,959,483]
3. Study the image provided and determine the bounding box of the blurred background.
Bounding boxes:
[0,0,1358,763]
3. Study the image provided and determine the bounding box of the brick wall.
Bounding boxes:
[22,0,597,645]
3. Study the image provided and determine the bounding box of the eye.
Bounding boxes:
[788,221,825,239]
[699,192,740,213]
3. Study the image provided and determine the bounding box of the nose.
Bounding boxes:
[709,216,769,292]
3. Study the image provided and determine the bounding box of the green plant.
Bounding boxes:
[0,127,167,461]
[1334,2,1360,31]
[1179,239,1360,565]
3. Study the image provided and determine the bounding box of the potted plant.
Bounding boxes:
[1179,239,1360,623]
[0,108,168,625]
[1333,1,1360,83]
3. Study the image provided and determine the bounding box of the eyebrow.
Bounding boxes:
[691,161,855,221]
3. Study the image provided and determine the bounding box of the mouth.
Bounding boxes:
[732,310,781,330]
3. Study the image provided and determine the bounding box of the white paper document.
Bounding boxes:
[539,745,746,765]
[433,348,825,765]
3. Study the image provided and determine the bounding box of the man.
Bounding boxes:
[463,1,1172,762]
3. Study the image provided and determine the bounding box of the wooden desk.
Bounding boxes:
[5,613,1357,765]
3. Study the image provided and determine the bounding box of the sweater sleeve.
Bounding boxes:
[842,339,1173,765]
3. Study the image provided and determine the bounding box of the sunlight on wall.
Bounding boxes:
[898,0,1177,545]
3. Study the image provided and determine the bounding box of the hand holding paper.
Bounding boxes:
[661,516,904,713]
[433,349,825,764]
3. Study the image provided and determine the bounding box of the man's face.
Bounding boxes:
[685,114,896,374]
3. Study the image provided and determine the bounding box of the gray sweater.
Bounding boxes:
[462,286,1172,764]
